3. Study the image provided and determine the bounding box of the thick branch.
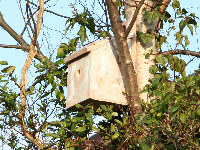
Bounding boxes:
[19,0,46,149]
[0,12,45,62]
[160,0,171,14]
[161,50,200,58]
[106,0,142,115]
[125,0,145,38]
[0,12,30,50]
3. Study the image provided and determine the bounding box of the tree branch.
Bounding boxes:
[160,49,200,58]
[0,44,25,49]
[160,0,171,14]
[0,12,47,62]
[106,0,142,116]
[19,0,46,149]
[0,12,30,51]
[124,0,145,38]
[25,0,70,18]
[124,0,171,38]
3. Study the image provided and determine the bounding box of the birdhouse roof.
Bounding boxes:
[64,39,110,64]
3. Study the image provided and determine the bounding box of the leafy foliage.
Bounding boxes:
[0,0,200,149]
[139,55,200,149]
[65,11,95,45]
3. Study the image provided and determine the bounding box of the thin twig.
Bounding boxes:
[0,44,25,49]
[25,0,70,18]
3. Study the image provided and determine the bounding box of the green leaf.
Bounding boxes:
[88,109,94,114]
[97,31,108,38]
[156,35,167,49]
[74,126,86,132]
[182,8,188,14]
[81,12,87,18]
[176,31,182,44]
[100,105,109,111]
[137,32,154,44]
[0,61,8,65]
[187,24,194,35]
[156,113,162,117]
[196,90,200,95]
[197,107,200,116]
[65,23,72,35]
[171,104,180,113]
[117,0,122,7]
[114,119,122,126]
[92,126,100,132]
[78,25,86,45]
[71,117,84,123]
[112,112,118,117]
[80,17,88,25]
[0,75,4,80]
[30,86,35,92]
[184,35,190,47]
[66,147,75,150]
[111,123,115,132]
[86,17,95,33]
[149,65,159,74]
[57,48,65,58]
[143,11,160,24]
[187,17,197,28]
[177,8,182,15]
[46,133,60,138]
[180,113,187,123]
[0,80,8,83]
[58,128,65,136]
[172,0,180,9]
[41,92,51,99]
[0,110,10,115]
[145,53,150,59]
[179,20,186,31]
[68,38,78,47]
[155,55,165,66]
[75,104,82,108]
[1,66,16,73]
[140,142,151,150]
[112,132,119,140]
[55,59,64,66]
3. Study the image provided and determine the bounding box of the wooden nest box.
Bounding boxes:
[64,38,131,111]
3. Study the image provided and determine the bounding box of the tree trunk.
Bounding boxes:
[124,0,158,102]
[106,0,142,116]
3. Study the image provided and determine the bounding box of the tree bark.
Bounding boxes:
[161,49,200,58]
[106,0,142,116]
[107,0,172,112]
[19,0,47,149]
[0,12,45,62]
[124,0,163,102]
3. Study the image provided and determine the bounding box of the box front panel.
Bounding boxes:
[89,40,127,105]
[66,55,90,108]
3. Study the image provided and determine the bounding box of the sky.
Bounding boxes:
[0,0,199,79]
[0,0,200,149]
[164,0,200,74]
[0,0,69,84]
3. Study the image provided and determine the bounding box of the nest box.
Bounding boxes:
[64,21,137,110]
[64,39,129,110]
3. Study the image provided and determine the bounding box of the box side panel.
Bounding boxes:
[89,39,127,105]
[66,55,90,109]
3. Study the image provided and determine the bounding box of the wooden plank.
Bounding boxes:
[64,48,91,63]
